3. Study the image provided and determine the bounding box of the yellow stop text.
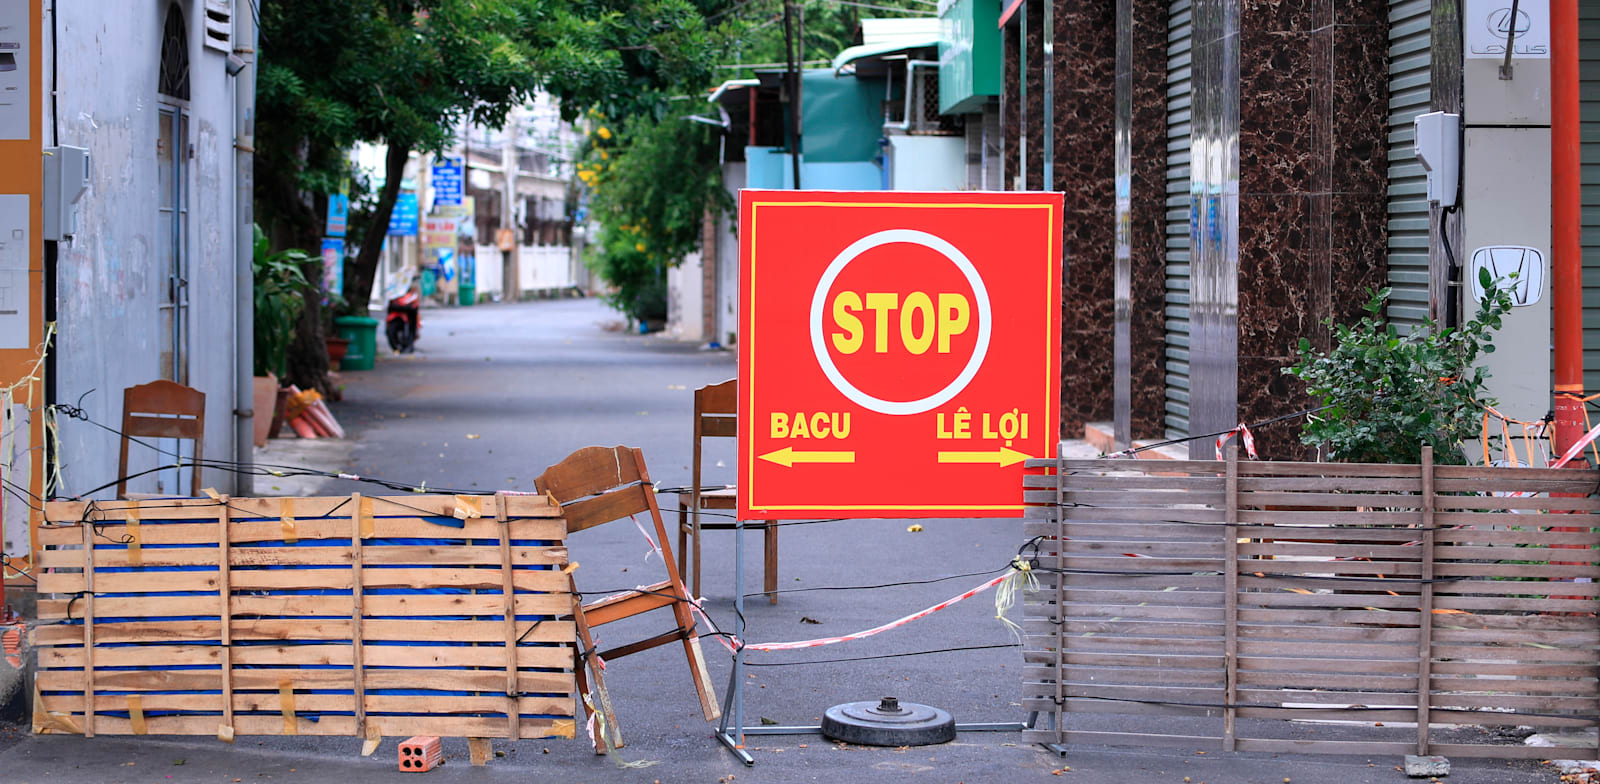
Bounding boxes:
[831,291,971,355]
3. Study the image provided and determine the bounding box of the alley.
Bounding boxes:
[1,298,1567,783]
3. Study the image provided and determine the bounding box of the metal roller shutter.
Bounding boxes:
[1163,0,1193,439]
[1386,0,1432,330]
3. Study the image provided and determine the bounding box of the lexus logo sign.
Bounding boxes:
[1464,0,1549,59]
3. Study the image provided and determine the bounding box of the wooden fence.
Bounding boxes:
[32,494,577,742]
[1021,448,1600,758]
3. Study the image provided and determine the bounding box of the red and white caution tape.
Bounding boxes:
[740,573,1010,652]
[1489,420,1600,498]
[628,513,663,563]
[1551,421,1600,470]
[1215,423,1258,461]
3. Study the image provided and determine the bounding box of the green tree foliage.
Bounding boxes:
[575,0,937,321]
[1283,270,1516,465]
[579,106,731,323]
[256,0,720,387]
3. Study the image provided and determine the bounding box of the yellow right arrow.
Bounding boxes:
[759,447,857,467]
[936,447,1033,467]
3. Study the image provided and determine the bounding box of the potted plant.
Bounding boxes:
[252,225,313,444]
[1283,269,1515,465]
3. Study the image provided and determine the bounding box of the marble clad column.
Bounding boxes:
[1186,0,1389,459]
[1114,0,1171,446]
[1025,0,1045,191]
[1053,0,1118,439]
[1002,12,1019,189]
[1235,0,1388,459]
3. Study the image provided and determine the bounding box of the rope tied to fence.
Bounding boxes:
[1213,422,1258,461]
[1101,404,1328,459]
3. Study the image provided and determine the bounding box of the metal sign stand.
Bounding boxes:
[714,518,1035,767]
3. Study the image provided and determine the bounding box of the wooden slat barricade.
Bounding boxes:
[31,493,578,744]
[1022,448,1600,759]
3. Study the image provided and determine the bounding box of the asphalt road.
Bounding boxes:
[0,298,1568,783]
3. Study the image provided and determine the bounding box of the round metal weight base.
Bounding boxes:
[820,697,956,747]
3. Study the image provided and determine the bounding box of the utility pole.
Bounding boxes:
[232,0,257,496]
[782,0,802,189]
[1552,0,1584,455]
[502,109,521,301]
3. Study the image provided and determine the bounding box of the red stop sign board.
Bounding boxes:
[737,190,1063,519]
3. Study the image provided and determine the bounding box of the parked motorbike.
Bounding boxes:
[386,289,420,354]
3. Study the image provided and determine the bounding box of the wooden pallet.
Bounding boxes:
[33,493,577,746]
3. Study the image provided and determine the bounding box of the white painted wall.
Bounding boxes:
[48,0,244,501]
[715,162,744,348]
[665,250,703,341]
[518,246,573,291]
[473,244,502,299]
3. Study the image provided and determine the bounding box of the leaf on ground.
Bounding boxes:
[800,616,822,625]
[760,717,778,725]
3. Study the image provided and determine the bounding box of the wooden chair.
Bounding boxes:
[536,445,721,748]
[675,379,779,603]
[116,380,205,499]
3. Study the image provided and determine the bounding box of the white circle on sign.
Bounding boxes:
[808,229,992,416]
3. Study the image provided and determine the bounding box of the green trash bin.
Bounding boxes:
[334,315,380,371]
[458,255,476,306]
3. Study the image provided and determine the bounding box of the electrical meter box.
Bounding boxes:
[1414,112,1460,208]
[42,145,89,241]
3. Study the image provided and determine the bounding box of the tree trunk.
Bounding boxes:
[346,142,412,313]
[284,190,330,397]
[286,263,330,397]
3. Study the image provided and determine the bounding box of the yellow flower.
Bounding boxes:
[578,170,595,183]
[599,149,609,160]
[597,127,612,140]
[635,242,646,252]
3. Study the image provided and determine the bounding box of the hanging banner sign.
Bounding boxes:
[421,216,457,251]
[738,190,1063,519]
[320,238,344,303]
[324,193,349,238]
[387,192,419,236]
[431,157,463,207]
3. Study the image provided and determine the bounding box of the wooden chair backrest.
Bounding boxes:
[695,379,737,440]
[534,445,654,534]
[692,379,736,503]
[118,380,206,498]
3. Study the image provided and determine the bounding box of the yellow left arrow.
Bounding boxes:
[936,447,1034,467]
[759,447,857,467]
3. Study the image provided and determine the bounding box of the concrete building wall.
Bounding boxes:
[666,250,704,342]
[48,0,244,500]
[715,163,744,348]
